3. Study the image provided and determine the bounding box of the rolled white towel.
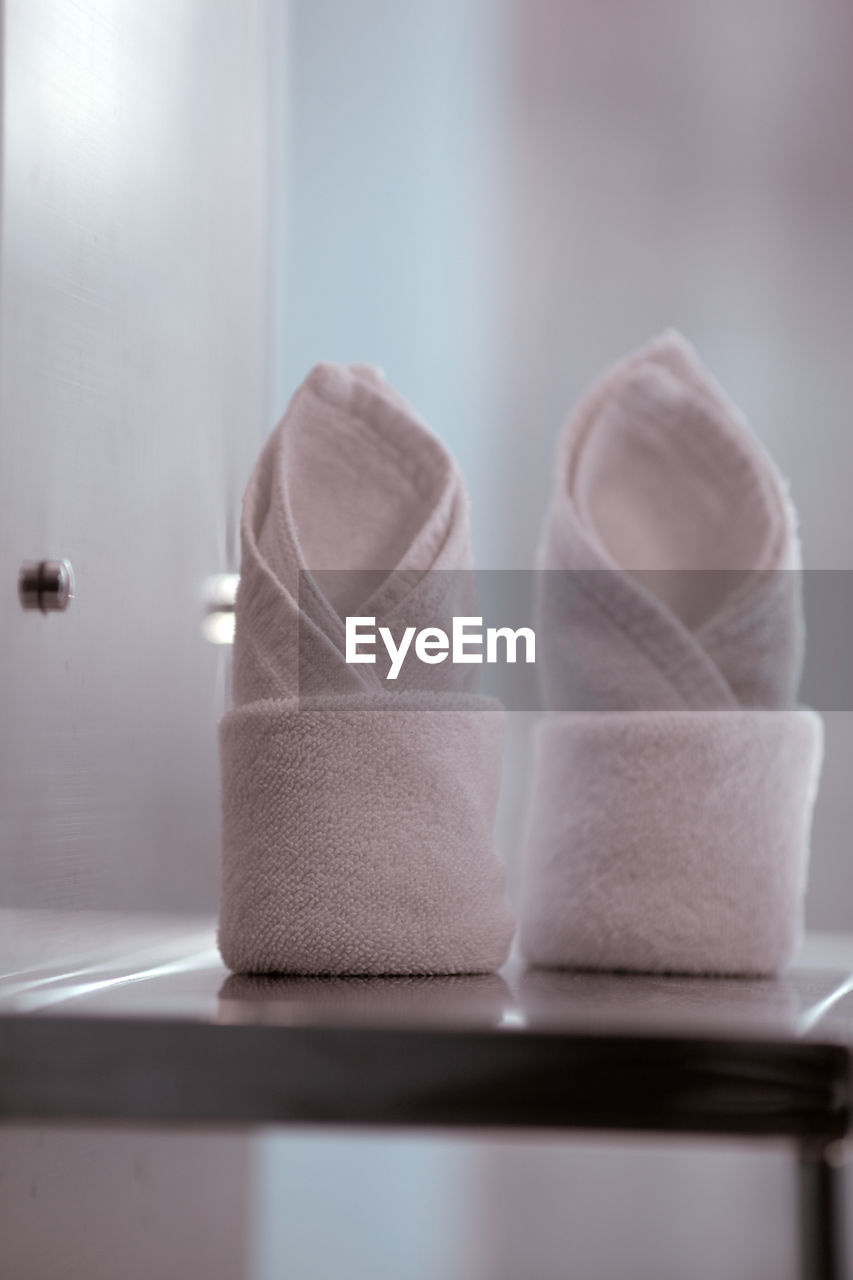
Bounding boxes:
[518,332,823,976]
[219,364,514,975]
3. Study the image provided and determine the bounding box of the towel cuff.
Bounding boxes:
[219,694,514,975]
[518,708,823,976]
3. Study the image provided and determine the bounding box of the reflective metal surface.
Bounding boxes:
[0,0,269,915]
[1,913,851,1138]
[3,913,853,1037]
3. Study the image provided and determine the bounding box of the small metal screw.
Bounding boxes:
[18,560,75,613]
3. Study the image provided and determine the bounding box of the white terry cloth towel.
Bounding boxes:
[518,332,823,977]
[219,363,514,976]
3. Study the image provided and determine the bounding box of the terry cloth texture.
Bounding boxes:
[219,364,514,976]
[518,332,823,976]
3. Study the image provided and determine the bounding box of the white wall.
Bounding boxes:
[0,1124,253,1280]
[273,0,508,567]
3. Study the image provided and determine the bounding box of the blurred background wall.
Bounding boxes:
[259,3,853,1278]
[274,0,853,932]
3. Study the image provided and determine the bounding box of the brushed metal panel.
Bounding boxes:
[0,0,271,912]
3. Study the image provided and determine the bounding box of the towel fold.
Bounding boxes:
[518,332,823,976]
[219,364,514,976]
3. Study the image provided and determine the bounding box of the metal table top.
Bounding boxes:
[1,912,851,1138]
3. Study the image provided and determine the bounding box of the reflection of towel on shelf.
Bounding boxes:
[519,333,823,976]
[218,970,513,1027]
[220,364,514,976]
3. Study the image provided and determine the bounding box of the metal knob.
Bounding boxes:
[18,560,75,613]
[201,573,238,644]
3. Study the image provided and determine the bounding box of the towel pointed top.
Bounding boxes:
[232,362,476,703]
[540,332,805,710]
